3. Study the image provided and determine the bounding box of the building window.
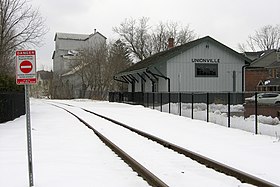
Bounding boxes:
[195,63,218,77]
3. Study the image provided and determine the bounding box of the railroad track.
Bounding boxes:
[49,101,278,187]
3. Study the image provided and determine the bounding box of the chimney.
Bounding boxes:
[168,38,174,49]
[94,29,97,33]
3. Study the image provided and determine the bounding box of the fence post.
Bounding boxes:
[152,92,155,109]
[191,93,194,119]
[255,92,258,134]
[206,93,209,122]
[179,92,182,116]
[119,92,122,103]
[11,94,15,119]
[132,92,135,104]
[160,93,163,112]
[168,92,171,113]
[147,92,149,108]
[227,92,231,128]
[142,92,144,106]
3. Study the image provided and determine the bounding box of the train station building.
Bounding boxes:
[114,36,251,93]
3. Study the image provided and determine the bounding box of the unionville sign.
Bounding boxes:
[191,58,220,63]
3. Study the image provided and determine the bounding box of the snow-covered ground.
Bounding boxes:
[1,99,280,187]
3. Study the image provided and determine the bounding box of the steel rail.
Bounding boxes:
[81,108,279,187]
[51,104,168,187]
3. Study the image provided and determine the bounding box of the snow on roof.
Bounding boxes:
[55,33,89,41]
[55,31,107,41]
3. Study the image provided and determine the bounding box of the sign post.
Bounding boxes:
[24,84,34,187]
[16,50,37,187]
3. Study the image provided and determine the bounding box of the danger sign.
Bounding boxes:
[16,50,37,85]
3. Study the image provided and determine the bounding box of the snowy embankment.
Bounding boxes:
[61,99,280,185]
[0,99,280,186]
[0,99,148,187]
[57,103,251,187]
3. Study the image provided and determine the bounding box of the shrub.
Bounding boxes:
[0,74,24,92]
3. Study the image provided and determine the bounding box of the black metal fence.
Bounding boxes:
[0,92,25,123]
[109,92,279,134]
[109,92,244,108]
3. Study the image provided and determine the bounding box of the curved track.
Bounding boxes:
[54,104,167,187]
[50,101,278,187]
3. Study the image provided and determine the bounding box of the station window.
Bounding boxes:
[195,63,218,77]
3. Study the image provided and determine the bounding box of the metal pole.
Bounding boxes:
[228,92,231,128]
[142,92,144,106]
[179,92,182,116]
[152,92,155,109]
[168,92,171,113]
[119,92,122,103]
[119,92,121,102]
[147,93,149,108]
[25,85,34,187]
[160,93,163,112]
[255,92,258,134]
[191,93,194,119]
[206,93,209,122]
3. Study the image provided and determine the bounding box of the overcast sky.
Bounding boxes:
[31,0,280,71]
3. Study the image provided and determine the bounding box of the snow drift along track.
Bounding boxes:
[50,102,278,187]
[51,103,168,187]
[81,107,278,187]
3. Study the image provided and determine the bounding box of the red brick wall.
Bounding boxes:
[245,69,269,91]
[244,103,280,118]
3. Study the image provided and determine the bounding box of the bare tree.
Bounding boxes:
[150,22,167,53]
[107,39,132,91]
[72,48,93,98]
[0,0,48,74]
[113,17,197,61]
[239,24,280,52]
[66,40,132,99]
[151,21,196,53]
[70,43,109,99]
[113,17,150,61]
[237,43,247,53]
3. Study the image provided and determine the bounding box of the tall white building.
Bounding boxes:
[52,30,106,98]
[52,30,106,75]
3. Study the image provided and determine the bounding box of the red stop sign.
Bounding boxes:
[20,60,33,74]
